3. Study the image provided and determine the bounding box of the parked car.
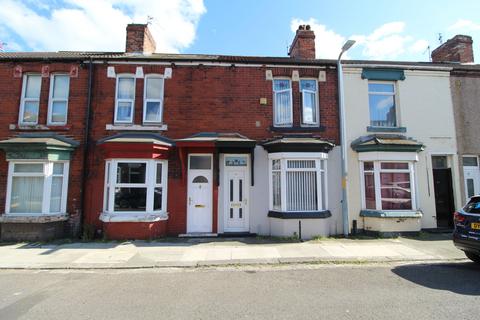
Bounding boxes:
[453,196,480,263]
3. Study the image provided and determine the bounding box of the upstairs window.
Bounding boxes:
[300,79,319,126]
[115,75,135,123]
[143,75,164,123]
[48,74,70,125]
[273,79,293,127]
[19,74,41,125]
[368,82,396,127]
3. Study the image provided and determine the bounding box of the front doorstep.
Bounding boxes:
[178,233,218,238]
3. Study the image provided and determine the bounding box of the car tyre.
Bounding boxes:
[465,251,480,264]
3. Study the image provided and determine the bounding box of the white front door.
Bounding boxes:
[187,154,213,233]
[463,156,480,201]
[224,155,249,232]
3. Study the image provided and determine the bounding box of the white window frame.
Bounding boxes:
[359,160,417,211]
[273,78,293,127]
[368,81,398,128]
[47,73,70,125]
[300,78,320,126]
[5,160,70,215]
[103,159,168,214]
[114,74,136,124]
[19,73,42,125]
[268,153,328,212]
[143,74,165,124]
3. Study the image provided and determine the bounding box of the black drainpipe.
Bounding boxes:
[79,57,94,238]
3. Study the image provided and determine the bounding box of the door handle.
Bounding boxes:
[189,197,192,205]
[244,198,248,205]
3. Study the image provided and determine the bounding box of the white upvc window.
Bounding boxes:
[269,153,327,212]
[143,74,164,123]
[300,79,319,126]
[104,159,168,213]
[360,161,416,211]
[5,161,69,215]
[114,74,136,123]
[19,74,42,125]
[273,79,293,127]
[368,81,397,128]
[47,74,70,125]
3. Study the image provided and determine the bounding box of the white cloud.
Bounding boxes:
[290,19,429,60]
[291,18,346,59]
[0,0,206,52]
[352,22,416,60]
[409,39,429,54]
[448,19,480,32]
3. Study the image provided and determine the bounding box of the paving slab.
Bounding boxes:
[0,234,468,269]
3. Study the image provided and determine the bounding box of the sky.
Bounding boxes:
[0,0,480,62]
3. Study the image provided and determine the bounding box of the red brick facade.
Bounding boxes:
[0,24,340,240]
[83,62,339,239]
[0,61,89,237]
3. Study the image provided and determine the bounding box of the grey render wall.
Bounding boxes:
[451,74,480,200]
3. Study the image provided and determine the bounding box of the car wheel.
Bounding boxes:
[465,251,480,263]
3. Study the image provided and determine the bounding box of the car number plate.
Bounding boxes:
[471,222,480,230]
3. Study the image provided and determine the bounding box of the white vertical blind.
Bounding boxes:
[286,160,318,211]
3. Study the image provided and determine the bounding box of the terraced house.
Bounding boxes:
[82,24,342,240]
[0,24,477,241]
[0,53,90,240]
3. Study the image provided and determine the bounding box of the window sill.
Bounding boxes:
[0,213,69,224]
[268,210,331,219]
[269,125,326,133]
[359,210,422,218]
[366,126,406,133]
[106,124,168,131]
[100,212,168,223]
[10,124,71,131]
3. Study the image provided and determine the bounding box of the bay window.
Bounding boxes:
[273,79,293,127]
[115,75,135,123]
[48,74,70,125]
[361,161,416,211]
[19,74,42,125]
[104,159,168,213]
[6,161,69,214]
[269,155,327,212]
[300,79,319,126]
[143,75,164,123]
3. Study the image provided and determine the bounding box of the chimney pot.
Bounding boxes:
[431,34,474,63]
[289,24,316,60]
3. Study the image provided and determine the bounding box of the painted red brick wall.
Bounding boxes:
[84,62,339,236]
[0,61,89,237]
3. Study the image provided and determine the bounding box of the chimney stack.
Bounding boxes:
[289,25,316,60]
[125,24,156,54]
[431,35,474,63]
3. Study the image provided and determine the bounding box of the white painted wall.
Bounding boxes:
[343,68,461,230]
[218,145,343,238]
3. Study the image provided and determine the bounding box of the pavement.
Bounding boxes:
[0,233,467,269]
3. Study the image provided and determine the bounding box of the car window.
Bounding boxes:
[463,198,480,214]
